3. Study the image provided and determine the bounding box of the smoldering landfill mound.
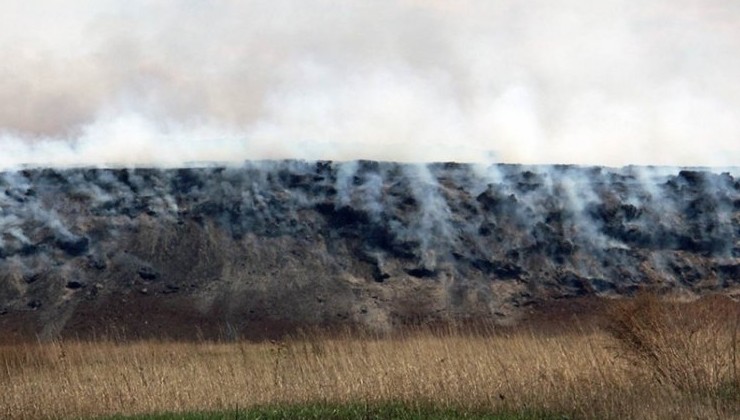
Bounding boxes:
[0,161,739,341]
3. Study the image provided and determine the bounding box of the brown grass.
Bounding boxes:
[1,296,739,420]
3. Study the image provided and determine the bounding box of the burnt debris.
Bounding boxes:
[0,161,738,338]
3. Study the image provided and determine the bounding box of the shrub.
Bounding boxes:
[607,292,739,399]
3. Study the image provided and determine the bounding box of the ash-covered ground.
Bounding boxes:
[1,161,739,341]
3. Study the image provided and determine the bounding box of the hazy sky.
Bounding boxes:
[1,0,739,168]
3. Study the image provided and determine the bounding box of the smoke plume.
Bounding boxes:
[1,0,739,168]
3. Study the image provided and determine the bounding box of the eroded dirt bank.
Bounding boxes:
[1,161,738,342]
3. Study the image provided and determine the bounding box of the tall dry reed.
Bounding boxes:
[1,296,738,419]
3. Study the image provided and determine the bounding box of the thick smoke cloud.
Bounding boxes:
[1,0,739,168]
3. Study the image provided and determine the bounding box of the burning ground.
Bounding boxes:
[0,161,738,342]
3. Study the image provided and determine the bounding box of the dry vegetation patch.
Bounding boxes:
[1,296,739,419]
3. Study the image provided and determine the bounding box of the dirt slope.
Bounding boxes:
[0,161,738,341]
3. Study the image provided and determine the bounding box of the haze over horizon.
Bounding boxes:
[1,0,739,169]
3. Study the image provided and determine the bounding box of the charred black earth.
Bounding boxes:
[1,161,739,341]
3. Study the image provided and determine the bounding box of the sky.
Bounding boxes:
[0,0,739,168]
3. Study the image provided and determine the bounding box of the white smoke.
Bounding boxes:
[1,0,739,169]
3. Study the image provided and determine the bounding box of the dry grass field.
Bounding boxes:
[1,294,738,419]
